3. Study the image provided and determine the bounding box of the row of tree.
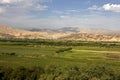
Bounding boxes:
[0,38,119,48]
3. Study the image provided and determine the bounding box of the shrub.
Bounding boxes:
[56,48,72,53]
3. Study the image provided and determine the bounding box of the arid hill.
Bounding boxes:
[0,26,70,39]
[0,26,120,41]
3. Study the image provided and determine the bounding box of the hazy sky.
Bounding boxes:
[0,0,120,30]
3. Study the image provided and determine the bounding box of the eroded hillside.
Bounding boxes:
[0,26,120,41]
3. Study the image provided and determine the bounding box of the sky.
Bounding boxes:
[0,0,120,30]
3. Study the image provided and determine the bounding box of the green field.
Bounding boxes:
[0,39,120,80]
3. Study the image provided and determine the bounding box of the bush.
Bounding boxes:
[0,52,16,56]
[9,52,16,55]
[0,65,120,80]
[56,48,72,53]
[0,66,44,80]
[0,66,13,80]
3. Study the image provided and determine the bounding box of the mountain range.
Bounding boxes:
[0,25,120,41]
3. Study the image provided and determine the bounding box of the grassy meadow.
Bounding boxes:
[0,39,120,80]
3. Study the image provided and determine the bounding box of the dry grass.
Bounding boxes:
[107,53,120,60]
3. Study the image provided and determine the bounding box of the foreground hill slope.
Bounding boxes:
[0,26,120,41]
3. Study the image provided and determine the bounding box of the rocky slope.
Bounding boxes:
[0,26,70,39]
[58,33,120,41]
[0,26,120,41]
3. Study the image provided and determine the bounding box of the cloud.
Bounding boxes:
[0,7,5,13]
[0,0,11,3]
[53,9,81,15]
[34,5,48,11]
[0,0,24,4]
[103,4,120,12]
[66,10,81,13]
[0,13,120,30]
[89,3,120,12]
[88,5,101,11]
[0,0,12,3]
[0,1,120,30]
[0,0,49,15]
[60,16,70,19]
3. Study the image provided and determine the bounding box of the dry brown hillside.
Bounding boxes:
[0,26,120,41]
[0,26,70,39]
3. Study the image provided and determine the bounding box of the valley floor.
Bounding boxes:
[0,39,120,80]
